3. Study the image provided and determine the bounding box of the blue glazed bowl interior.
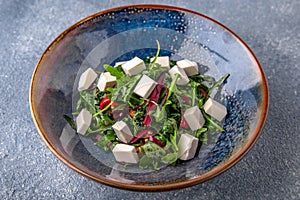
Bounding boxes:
[30,5,268,190]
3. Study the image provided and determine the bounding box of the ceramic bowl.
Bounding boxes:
[29,5,268,191]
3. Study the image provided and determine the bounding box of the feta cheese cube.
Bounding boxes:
[112,144,139,164]
[112,121,133,143]
[121,57,146,76]
[114,61,127,67]
[76,109,92,135]
[78,68,98,91]
[184,106,205,131]
[133,75,157,98]
[203,98,227,121]
[97,72,117,92]
[60,124,80,155]
[168,65,189,85]
[177,59,199,76]
[150,56,170,69]
[178,134,199,160]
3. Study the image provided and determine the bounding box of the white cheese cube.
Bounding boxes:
[121,57,146,76]
[168,65,189,85]
[97,72,117,92]
[178,134,199,160]
[112,144,139,164]
[133,75,157,99]
[78,68,98,91]
[112,121,134,143]
[184,106,205,131]
[114,61,127,67]
[76,109,92,135]
[60,124,80,155]
[203,98,227,121]
[150,56,170,69]
[177,59,199,76]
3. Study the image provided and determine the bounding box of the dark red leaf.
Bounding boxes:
[149,136,165,148]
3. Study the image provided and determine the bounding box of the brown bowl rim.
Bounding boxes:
[29,4,269,192]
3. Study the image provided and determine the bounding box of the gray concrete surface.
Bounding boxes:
[0,0,299,199]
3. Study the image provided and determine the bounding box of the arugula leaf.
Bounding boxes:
[87,126,110,134]
[167,73,180,99]
[101,113,115,124]
[189,74,216,84]
[103,64,124,79]
[198,98,204,108]
[111,74,141,103]
[132,107,146,134]
[169,129,178,152]
[94,130,117,151]
[156,74,180,121]
[149,40,160,70]
[203,112,225,132]
[195,127,209,144]
[75,97,82,113]
[161,152,178,164]
[190,81,200,106]
[165,94,181,123]
[139,155,153,169]
[124,75,142,102]
[159,118,178,140]
[140,142,167,170]
[170,60,176,68]
[143,142,166,159]
[63,115,77,130]
[79,91,97,114]
[143,67,165,80]
[199,131,208,145]
[105,130,117,140]
[95,135,110,151]
[195,127,208,138]
[207,73,230,96]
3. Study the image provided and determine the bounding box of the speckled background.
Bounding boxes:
[0,0,299,199]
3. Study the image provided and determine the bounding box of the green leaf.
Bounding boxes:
[195,127,208,138]
[199,131,208,145]
[143,142,166,158]
[101,113,115,124]
[94,130,117,152]
[156,74,180,121]
[169,130,178,152]
[95,135,110,151]
[149,40,160,70]
[207,73,230,96]
[189,74,216,84]
[111,74,142,104]
[105,87,114,93]
[79,91,96,114]
[103,64,124,79]
[170,60,176,68]
[105,130,117,140]
[159,118,177,138]
[161,153,178,164]
[123,75,142,102]
[63,115,77,130]
[198,98,204,108]
[203,112,225,132]
[139,155,153,169]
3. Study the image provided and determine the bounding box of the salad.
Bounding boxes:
[65,41,230,170]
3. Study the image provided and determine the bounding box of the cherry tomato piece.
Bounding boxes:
[99,97,111,110]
